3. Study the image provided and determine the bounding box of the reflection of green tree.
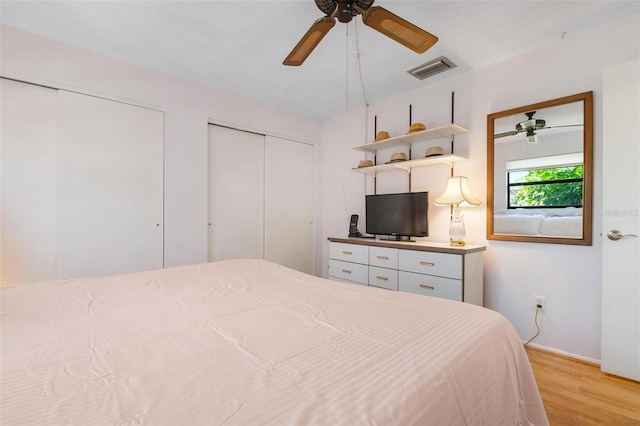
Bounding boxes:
[512,166,583,207]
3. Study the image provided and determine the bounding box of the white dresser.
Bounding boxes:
[328,238,485,306]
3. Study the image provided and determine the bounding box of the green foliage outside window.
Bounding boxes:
[509,165,583,207]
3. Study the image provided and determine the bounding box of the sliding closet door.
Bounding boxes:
[0,79,58,285]
[56,91,163,278]
[264,137,314,274]
[207,125,265,261]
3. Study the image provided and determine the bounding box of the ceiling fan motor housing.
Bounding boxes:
[315,0,375,20]
[516,112,546,132]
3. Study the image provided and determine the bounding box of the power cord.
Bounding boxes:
[524,304,542,346]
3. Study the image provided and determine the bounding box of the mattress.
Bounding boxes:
[1,259,548,425]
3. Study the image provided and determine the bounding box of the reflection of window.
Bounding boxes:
[506,153,583,209]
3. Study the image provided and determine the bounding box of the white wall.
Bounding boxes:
[321,15,640,362]
[0,24,325,274]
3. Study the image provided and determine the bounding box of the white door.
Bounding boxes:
[264,136,314,274]
[0,79,58,285]
[207,125,265,261]
[56,91,164,278]
[601,58,640,380]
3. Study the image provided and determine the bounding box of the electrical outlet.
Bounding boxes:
[535,296,545,310]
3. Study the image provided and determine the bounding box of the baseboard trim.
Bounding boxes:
[524,342,601,367]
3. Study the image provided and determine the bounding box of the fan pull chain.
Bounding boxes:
[345,23,349,110]
[354,18,369,106]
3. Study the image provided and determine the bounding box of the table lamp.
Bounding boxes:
[434,176,480,246]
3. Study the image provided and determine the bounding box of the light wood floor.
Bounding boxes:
[526,347,640,425]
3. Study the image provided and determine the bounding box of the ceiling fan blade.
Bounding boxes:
[494,131,519,138]
[361,6,438,54]
[283,17,336,66]
[542,124,584,130]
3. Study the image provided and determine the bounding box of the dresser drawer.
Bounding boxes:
[330,276,368,286]
[368,266,398,290]
[329,259,369,285]
[398,271,462,301]
[330,242,369,264]
[369,246,398,269]
[398,250,462,279]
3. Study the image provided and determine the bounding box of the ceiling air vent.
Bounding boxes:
[407,56,457,80]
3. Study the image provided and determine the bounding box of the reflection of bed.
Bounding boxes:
[1,259,548,425]
[494,207,582,237]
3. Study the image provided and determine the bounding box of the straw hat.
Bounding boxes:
[406,122,426,134]
[357,159,374,168]
[385,152,407,164]
[425,146,444,157]
[375,131,391,142]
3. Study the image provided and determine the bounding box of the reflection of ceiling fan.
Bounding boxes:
[494,111,582,143]
[283,0,438,66]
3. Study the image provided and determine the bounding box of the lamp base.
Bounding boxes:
[449,207,466,247]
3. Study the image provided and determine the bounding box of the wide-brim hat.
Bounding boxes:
[406,122,426,134]
[375,131,391,142]
[425,146,444,157]
[357,159,374,168]
[385,152,407,164]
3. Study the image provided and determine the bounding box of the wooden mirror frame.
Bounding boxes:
[487,91,593,245]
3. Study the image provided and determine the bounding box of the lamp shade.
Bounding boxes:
[434,176,481,207]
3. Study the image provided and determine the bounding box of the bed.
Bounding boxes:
[494,207,583,238]
[1,259,548,425]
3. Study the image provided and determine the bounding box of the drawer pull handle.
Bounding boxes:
[420,261,435,266]
[377,256,389,260]
[376,276,388,281]
[420,284,435,290]
[342,251,353,255]
[342,269,352,274]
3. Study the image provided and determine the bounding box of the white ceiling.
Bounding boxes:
[1,1,638,119]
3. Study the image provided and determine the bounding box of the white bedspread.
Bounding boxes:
[1,259,548,425]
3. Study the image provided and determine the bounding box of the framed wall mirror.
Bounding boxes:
[487,92,593,245]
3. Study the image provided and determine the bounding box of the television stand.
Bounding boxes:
[327,237,486,306]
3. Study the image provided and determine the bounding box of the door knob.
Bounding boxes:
[607,230,639,241]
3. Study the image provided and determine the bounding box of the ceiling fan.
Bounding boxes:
[283,0,438,66]
[494,111,582,143]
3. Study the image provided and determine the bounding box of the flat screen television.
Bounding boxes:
[365,192,428,240]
